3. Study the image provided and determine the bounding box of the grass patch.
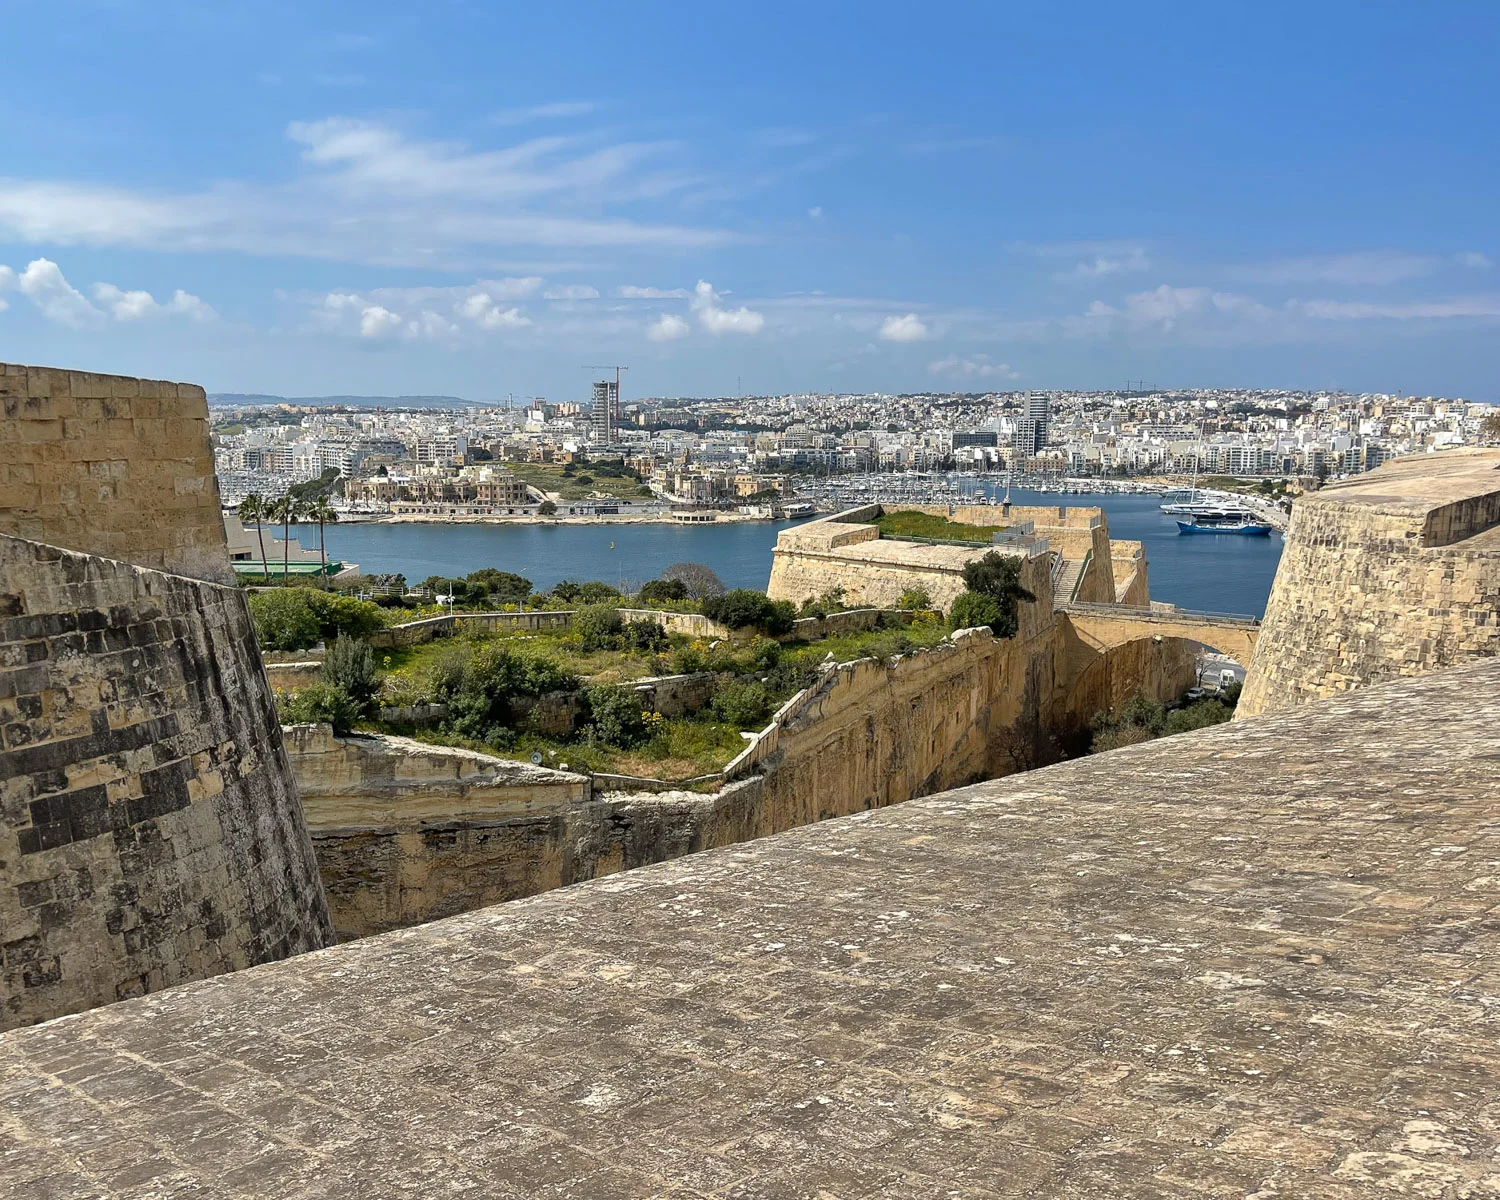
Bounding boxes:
[506,462,655,502]
[872,509,1010,544]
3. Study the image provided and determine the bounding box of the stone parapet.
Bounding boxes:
[0,362,231,584]
[1240,448,1500,716]
[6,658,1498,1195]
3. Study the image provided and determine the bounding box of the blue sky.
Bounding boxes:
[1,2,1497,401]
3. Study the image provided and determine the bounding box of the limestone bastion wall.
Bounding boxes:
[0,535,333,1028]
[289,552,1196,937]
[0,363,233,585]
[1239,448,1500,717]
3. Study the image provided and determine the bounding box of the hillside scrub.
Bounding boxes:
[874,509,1012,543]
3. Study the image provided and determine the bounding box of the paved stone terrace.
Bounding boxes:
[4,659,1500,1198]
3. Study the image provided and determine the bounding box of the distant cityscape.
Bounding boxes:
[211,384,1496,520]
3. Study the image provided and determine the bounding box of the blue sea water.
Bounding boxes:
[291,488,1284,617]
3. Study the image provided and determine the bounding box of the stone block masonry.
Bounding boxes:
[0,535,333,1029]
[1240,448,1500,716]
[4,658,1498,1197]
[0,363,232,584]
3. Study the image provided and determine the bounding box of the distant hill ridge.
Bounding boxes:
[209,393,471,408]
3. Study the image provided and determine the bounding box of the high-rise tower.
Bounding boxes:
[590,379,619,444]
[1013,391,1050,462]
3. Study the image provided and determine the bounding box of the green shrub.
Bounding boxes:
[948,591,1004,634]
[322,634,379,717]
[1164,698,1232,735]
[464,568,532,605]
[638,578,688,605]
[428,644,579,742]
[765,660,819,698]
[748,636,781,670]
[959,551,1035,638]
[304,591,385,640]
[711,680,770,728]
[896,586,932,611]
[578,580,622,603]
[279,683,360,734]
[702,589,795,635]
[624,618,668,653]
[671,643,708,674]
[249,589,321,651]
[584,685,647,747]
[575,603,624,651]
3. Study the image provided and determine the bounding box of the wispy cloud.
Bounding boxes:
[618,285,689,299]
[928,354,1018,381]
[542,284,599,300]
[490,101,600,127]
[1229,251,1444,286]
[0,117,736,269]
[646,313,690,342]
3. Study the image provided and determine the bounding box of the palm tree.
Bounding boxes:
[238,493,271,584]
[271,493,301,584]
[305,496,337,583]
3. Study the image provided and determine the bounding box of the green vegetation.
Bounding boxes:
[874,509,1011,543]
[507,458,653,502]
[948,551,1035,638]
[1089,682,1240,753]
[701,589,796,635]
[248,589,387,651]
[896,586,933,611]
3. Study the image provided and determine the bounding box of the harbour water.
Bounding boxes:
[293,487,1285,617]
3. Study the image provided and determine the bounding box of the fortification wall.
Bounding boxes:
[1240,450,1500,716]
[0,535,332,1028]
[0,363,231,584]
[294,553,1194,936]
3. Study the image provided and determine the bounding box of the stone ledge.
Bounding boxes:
[3,658,1499,1195]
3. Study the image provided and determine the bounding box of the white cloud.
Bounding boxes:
[646,313,690,341]
[490,101,598,127]
[691,279,764,335]
[17,258,104,327]
[1232,251,1442,286]
[542,284,598,300]
[407,310,459,341]
[0,264,14,289]
[359,305,402,338]
[92,282,215,321]
[1069,248,1150,277]
[456,292,532,329]
[1456,251,1492,270]
[927,354,1019,381]
[878,313,930,342]
[619,285,689,299]
[1291,296,1500,321]
[808,206,823,219]
[0,119,734,269]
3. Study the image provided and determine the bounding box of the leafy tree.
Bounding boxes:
[1483,410,1500,445]
[638,577,689,605]
[662,562,725,600]
[896,586,933,611]
[959,551,1035,638]
[702,589,794,634]
[574,604,624,651]
[304,591,384,640]
[465,568,532,604]
[577,581,622,603]
[269,493,303,583]
[322,634,379,717]
[248,589,321,651]
[429,645,578,743]
[583,685,647,747]
[537,499,558,516]
[948,591,1004,634]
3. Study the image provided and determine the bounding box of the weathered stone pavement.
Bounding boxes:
[4,658,1500,1197]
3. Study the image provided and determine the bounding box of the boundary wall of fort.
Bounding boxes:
[1240,449,1500,716]
[0,363,231,585]
[0,535,332,1027]
[290,548,1198,937]
[1,362,331,1029]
